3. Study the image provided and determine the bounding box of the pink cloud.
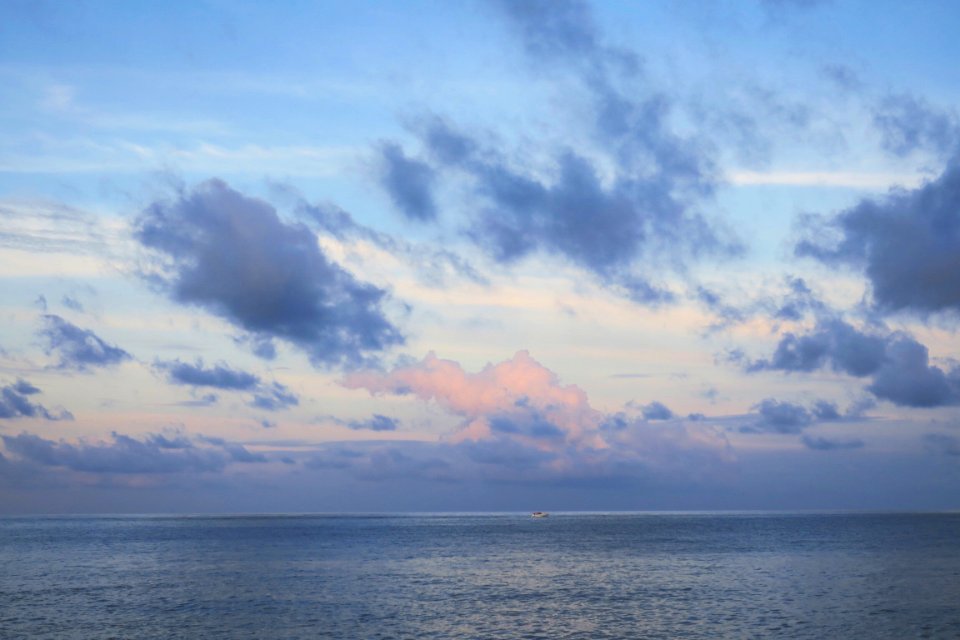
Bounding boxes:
[343,351,603,448]
[342,351,731,472]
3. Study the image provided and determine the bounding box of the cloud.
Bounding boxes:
[772,276,827,322]
[801,435,865,451]
[866,337,960,408]
[749,320,960,408]
[306,443,454,482]
[740,398,844,435]
[250,382,299,412]
[156,359,299,412]
[811,400,841,421]
[641,401,674,421]
[233,334,277,361]
[38,314,131,371]
[134,179,404,368]
[0,198,109,256]
[696,286,747,328]
[0,380,72,421]
[696,275,826,332]
[743,399,816,434]
[872,94,959,158]
[343,350,732,480]
[493,0,605,64]
[795,161,960,315]
[344,350,604,448]
[405,118,735,303]
[177,393,218,408]
[220,443,269,464]
[296,196,488,287]
[157,359,259,390]
[61,295,84,312]
[749,318,886,376]
[493,0,715,193]
[1,431,266,475]
[346,414,400,432]
[374,0,739,304]
[378,142,437,222]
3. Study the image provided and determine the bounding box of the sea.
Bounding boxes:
[1,512,959,639]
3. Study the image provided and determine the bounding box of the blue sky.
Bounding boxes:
[1,0,959,513]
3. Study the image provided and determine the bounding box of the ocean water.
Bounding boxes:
[1,513,959,639]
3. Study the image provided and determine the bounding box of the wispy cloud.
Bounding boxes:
[39,314,131,372]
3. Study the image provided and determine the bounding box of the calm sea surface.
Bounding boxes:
[1,512,959,639]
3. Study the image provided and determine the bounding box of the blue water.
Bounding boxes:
[1,513,959,639]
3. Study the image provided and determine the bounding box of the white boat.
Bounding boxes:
[531,511,549,518]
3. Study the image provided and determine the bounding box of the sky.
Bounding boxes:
[1,0,959,514]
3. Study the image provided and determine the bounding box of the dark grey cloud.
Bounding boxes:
[773,276,827,322]
[749,318,886,376]
[801,435,865,451]
[375,0,739,304]
[304,446,365,470]
[641,401,674,421]
[1,431,266,475]
[233,335,277,361]
[39,314,131,371]
[345,414,400,432]
[741,398,845,435]
[696,286,746,327]
[494,0,712,191]
[221,443,268,464]
[600,412,630,432]
[489,413,565,440]
[750,319,960,408]
[378,142,437,222]
[873,94,959,158]
[158,359,259,390]
[742,399,815,434]
[0,380,72,421]
[811,400,841,421]
[866,337,960,408]
[135,179,404,368]
[155,358,299,412]
[250,382,299,412]
[795,161,960,315]
[408,119,734,303]
[696,276,827,334]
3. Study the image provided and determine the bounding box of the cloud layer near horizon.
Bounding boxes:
[344,351,732,481]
